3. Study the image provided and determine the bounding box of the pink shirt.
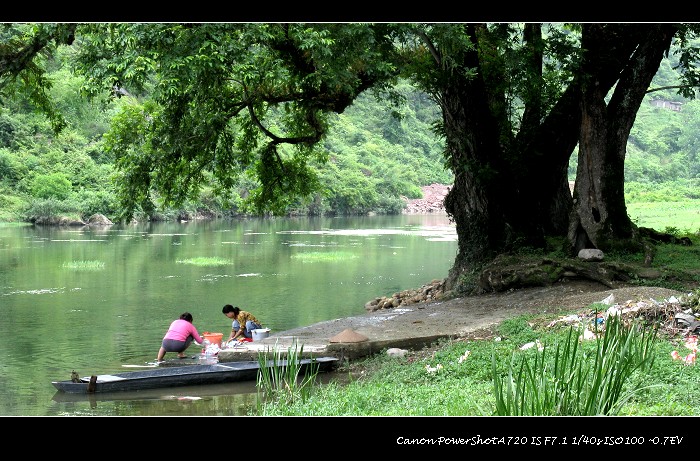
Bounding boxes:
[163,319,203,343]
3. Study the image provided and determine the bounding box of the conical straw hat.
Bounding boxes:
[329,328,368,343]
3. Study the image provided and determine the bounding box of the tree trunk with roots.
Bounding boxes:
[443,24,679,294]
[568,24,676,256]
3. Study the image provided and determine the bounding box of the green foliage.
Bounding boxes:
[48,66,115,140]
[24,197,78,221]
[375,194,408,214]
[492,314,657,416]
[0,24,79,134]
[257,338,495,416]
[647,240,700,274]
[3,22,700,228]
[496,315,542,345]
[256,341,320,410]
[627,199,700,232]
[291,251,360,263]
[30,172,72,200]
[75,188,119,218]
[68,23,407,218]
[62,260,105,271]
[0,185,27,221]
[0,147,25,182]
[175,257,233,266]
[0,113,19,148]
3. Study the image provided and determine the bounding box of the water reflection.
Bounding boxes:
[0,215,456,416]
[49,382,260,416]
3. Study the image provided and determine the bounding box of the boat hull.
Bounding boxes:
[52,357,338,394]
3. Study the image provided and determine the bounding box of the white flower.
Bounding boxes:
[425,364,443,374]
[580,329,597,341]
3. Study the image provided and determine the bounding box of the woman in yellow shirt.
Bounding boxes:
[222,304,263,342]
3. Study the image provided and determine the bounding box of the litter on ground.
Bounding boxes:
[541,291,700,365]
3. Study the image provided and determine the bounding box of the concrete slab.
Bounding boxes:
[216,282,686,364]
[217,297,492,363]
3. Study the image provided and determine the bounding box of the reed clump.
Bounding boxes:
[256,340,320,409]
[492,312,658,416]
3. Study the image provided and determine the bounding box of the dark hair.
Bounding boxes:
[180,312,193,322]
[222,304,240,315]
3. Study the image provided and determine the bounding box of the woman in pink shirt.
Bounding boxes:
[156,312,205,362]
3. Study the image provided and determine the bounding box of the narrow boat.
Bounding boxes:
[52,357,338,394]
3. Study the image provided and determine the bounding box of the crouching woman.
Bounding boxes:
[156,312,204,362]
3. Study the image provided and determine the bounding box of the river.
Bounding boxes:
[0,214,456,416]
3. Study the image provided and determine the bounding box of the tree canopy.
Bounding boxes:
[0,23,76,132]
[4,22,700,295]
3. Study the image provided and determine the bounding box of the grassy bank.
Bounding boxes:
[257,301,700,416]
[627,199,700,233]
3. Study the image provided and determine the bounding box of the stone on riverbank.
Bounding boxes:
[364,279,447,312]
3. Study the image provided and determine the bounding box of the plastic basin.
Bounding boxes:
[202,332,223,346]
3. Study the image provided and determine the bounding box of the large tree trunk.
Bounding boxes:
[520,26,655,241]
[441,24,680,294]
[444,25,512,291]
[443,24,655,294]
[514,24,574,237]
[569,24,676,254]
[445,24,576,293]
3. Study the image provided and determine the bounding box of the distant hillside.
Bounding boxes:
[0,45,699,222]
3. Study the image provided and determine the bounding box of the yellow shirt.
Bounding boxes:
[233,311,261,331]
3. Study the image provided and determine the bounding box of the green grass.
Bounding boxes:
[61,260,105,271]
[291,251,360,263]
[175,256,233,266]
[627,199,700,233]
[255,300,700,416]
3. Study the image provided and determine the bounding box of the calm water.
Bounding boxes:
[0,214,456,416]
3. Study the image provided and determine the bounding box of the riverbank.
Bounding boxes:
[219,279,687,363]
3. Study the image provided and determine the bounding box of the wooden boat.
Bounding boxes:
[52,357,338,394]
[52,380,259,404]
